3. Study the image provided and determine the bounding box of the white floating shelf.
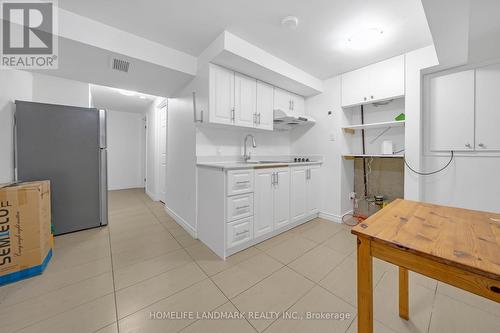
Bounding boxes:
[342,154,405,160]
[342,120,405,133]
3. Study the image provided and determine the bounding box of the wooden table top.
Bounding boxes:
[352,199,500,281]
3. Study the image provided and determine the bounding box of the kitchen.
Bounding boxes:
[0,1,499,333]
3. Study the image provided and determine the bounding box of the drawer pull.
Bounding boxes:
[236,181,250,184]
[236,205,250,210]
[235,230,249,236]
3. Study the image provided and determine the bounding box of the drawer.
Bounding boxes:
[227,169,254,196]
[227,217,253,249]
[227,193,253,222]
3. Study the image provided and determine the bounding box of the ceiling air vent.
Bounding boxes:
[111,58,130,73]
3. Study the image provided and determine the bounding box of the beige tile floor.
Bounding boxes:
[1,188,499,333]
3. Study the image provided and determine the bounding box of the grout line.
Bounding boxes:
[107,207,121,333]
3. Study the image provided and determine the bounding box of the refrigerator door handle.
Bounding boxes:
[99,109,107,148]
[99,148,108,226]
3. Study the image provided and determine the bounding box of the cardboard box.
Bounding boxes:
[0,181,53,285]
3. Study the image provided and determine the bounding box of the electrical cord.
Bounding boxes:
[404,151,454,176]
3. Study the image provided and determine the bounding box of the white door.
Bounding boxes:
[290,166,307,223]
[429,70,475,151]
[209,65,234,125]
[273,168,290,229]
[256,81,274,130]
[159,104,167,202]
[306,166,320,214]
[234,73,257,128]
[290,93,305,115]
[254,169,274,238]
[273,87,291,113]
[475,64,500,151]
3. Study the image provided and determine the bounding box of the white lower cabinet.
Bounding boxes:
[197,164,321,259]
[291,165,320,222]
[227,217,253,249]
[254,167,290,238]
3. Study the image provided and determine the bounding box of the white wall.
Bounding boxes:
[0,70,90,183]
[32,74,90,108]
[196,126,291,158]
[107,110,146,190]
[0,70,33,183]
[166,82,197,236]
[291,77,353,221]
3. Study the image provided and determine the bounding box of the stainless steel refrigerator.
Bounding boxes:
[14,101,108,235]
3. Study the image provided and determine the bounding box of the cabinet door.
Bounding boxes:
[290,93,305,115]
[273,168,290,229]
[209,65,234,125]
[227,217,253,249]
[290,166,307,223]
[367,55,405,103]
[274,87,291,112]
[254,169,274,238]
[341,66,370,107]
[306,166,320,214]
[234,73,257,128]
[256,81,274,130]
[429,70,475,151]
[475,64,500,151]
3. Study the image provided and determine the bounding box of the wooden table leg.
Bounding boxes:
[399,267,409,320]
[357,236,373,333]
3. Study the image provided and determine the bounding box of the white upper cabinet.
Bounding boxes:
[234,73,257,128]
[341,55,405,107]
[204,64,306,130]
[209,65,235,125]
[274,87,305,115]
[256,81,274,130]
[429,70,475,151]
[475,64,500,151]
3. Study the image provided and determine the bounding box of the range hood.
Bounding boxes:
[273,109,315,131]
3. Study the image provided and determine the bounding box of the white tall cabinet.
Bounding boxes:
[234,73,257,128]
[209,65,235,125]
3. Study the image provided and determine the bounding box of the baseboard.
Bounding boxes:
[145,189,158,202]
[108,185,144,191]
[164,205,197,238]
[318,210,352,224]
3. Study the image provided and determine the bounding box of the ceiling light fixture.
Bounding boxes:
[346,28,384,50]
[281,16,299,30]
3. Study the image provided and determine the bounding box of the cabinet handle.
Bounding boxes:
[478,143,486,148]
[231,107,235,122]
[253,113,257,124]
[276,173,279,185]
[235,230,249,237]
[271,172,276,185]
[291,100,294,110]
[236,180,250,184]
[236,205,250,210]
[370,95,374,99]
[258,113,261,124]
[289,100,292,111]
[465,143,472,149]
[363,97,367,101]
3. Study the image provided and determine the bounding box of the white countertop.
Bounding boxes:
[197,160,323,170]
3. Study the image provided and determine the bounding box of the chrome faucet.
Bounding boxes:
[243,134,257,162]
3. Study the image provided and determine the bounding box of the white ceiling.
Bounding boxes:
[90,84,158,114]
[59,0,433,79]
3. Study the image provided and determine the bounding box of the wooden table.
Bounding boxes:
[351,199,500,333]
